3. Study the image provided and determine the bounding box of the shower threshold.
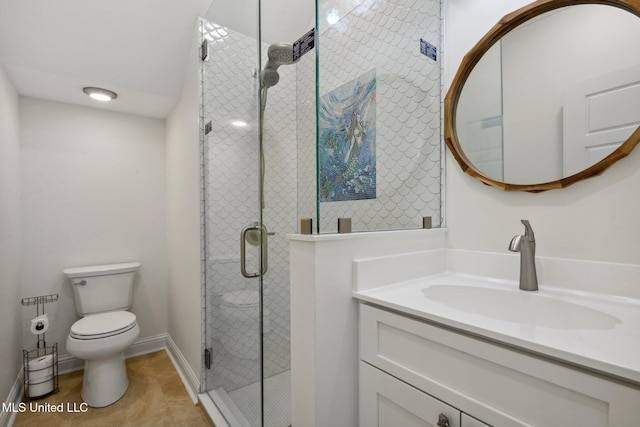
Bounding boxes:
[203,370,291,427]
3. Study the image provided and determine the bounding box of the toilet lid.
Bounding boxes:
[70,311,137,339]
[221,290,259,308]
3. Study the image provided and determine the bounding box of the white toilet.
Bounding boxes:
[219,290,260,359]
[64,262,141,408]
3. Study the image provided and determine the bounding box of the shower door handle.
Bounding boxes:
[240,225,269,278]
[241,225,259,278]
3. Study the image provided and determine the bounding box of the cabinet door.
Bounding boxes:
[461,413,491,427]
[360,361,460,427]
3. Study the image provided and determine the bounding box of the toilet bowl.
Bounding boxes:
[220,290,260,359]
[64,262,140,407]
[66,311,140,407]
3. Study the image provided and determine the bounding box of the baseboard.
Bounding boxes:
[165,335,200,404]
[0,368,24,427]
[126,333,168,359]
[58,333,169,374]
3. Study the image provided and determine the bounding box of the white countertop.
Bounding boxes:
[353,273,640,386]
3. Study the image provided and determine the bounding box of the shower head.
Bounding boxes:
[261,43,295,89]
[267,43,294,67]
[262,68,280,88]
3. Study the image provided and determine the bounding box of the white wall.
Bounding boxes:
[445,1,640,266]
[0,65,22,404]
[166,25,202,389]
[20,98,168,357]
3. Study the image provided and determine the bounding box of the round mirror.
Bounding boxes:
[444,0,640,191]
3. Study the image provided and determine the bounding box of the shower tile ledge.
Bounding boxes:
[287,227,447,242]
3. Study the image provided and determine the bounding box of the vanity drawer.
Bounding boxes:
[359,303,640,427]
[360,361,461,427]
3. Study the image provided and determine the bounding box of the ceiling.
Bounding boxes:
[0,0,314,119]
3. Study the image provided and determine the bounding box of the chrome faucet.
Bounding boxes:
[508,219,538,291]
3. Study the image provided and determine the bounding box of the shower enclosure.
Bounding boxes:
[198,10,303,427]
[198,0,442,425]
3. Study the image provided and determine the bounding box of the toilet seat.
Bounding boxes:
[70,311,137,340]
[221,290,259,308]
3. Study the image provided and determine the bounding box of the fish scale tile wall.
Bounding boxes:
[296,47,318,227]
[200,21,295,394]
[309,0,443,232]
[198,0,443,394]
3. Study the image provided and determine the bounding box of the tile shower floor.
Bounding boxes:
[13,350,215,427]
[211,370,291,427]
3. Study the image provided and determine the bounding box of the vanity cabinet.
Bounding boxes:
[358,303,640,426]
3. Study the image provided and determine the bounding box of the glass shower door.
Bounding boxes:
[200,7,296,425]
[200,17,265,427]
[257,25,298,427]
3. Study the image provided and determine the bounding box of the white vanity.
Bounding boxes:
[353,251,640,427]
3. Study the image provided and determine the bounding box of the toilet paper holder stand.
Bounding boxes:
[21,294,59,399]
[23,344,58,400]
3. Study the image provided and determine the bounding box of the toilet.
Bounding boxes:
[64,262,141,407]
[219,290,260,359]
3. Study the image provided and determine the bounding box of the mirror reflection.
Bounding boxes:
[456,4,640,185]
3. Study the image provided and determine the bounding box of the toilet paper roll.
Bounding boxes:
[30,314,49,335]
[28,355,54,397]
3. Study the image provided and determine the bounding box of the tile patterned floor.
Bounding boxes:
[14,350,215,427]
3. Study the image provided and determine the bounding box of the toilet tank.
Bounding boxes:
[63,262,140,316]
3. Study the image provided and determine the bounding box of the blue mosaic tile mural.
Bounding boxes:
[319,69,376,202]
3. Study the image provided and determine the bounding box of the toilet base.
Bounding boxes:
[81,352,129,407]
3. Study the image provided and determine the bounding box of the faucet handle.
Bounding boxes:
[521,219,535,241]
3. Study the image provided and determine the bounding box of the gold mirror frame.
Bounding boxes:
[444,0,640,192]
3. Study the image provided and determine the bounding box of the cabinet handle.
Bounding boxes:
[437,413,450,427]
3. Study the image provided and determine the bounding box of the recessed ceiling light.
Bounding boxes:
[231,120,248,128]
[83,87,118,102]
[327,8,340,25]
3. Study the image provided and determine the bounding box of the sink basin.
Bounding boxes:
[422,285,621,330]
